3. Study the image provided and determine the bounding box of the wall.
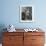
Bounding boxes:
[0,0,46,29]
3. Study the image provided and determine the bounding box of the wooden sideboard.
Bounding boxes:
[2,29,45,46]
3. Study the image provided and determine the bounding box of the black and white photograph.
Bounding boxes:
[20,5,34,22]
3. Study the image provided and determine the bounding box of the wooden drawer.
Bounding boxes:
[32,36,44,44]
[24,36,32,46]
[24,32,45,46]
[3,35,23,44]
[24,36,32,42]
[24,32,44,36]
[3,43,23,46]
[32,44,44,46]
[3,32,23,36]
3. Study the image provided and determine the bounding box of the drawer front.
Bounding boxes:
[3,36,23,44]
[24,36,32,46]
[3,32,24,46]
[24,32,44,36]
[24,32,45,46]
[32,36,45,44]
[32,44,44,46]
[3,43,23,46]
[3,32,23,36]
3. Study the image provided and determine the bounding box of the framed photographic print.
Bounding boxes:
[20,5,34,22]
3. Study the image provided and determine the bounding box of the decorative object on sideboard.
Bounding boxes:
[7,24,16,32]
[24,28,39,32]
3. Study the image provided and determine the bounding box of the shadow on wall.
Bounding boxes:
[0,24,7,43]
